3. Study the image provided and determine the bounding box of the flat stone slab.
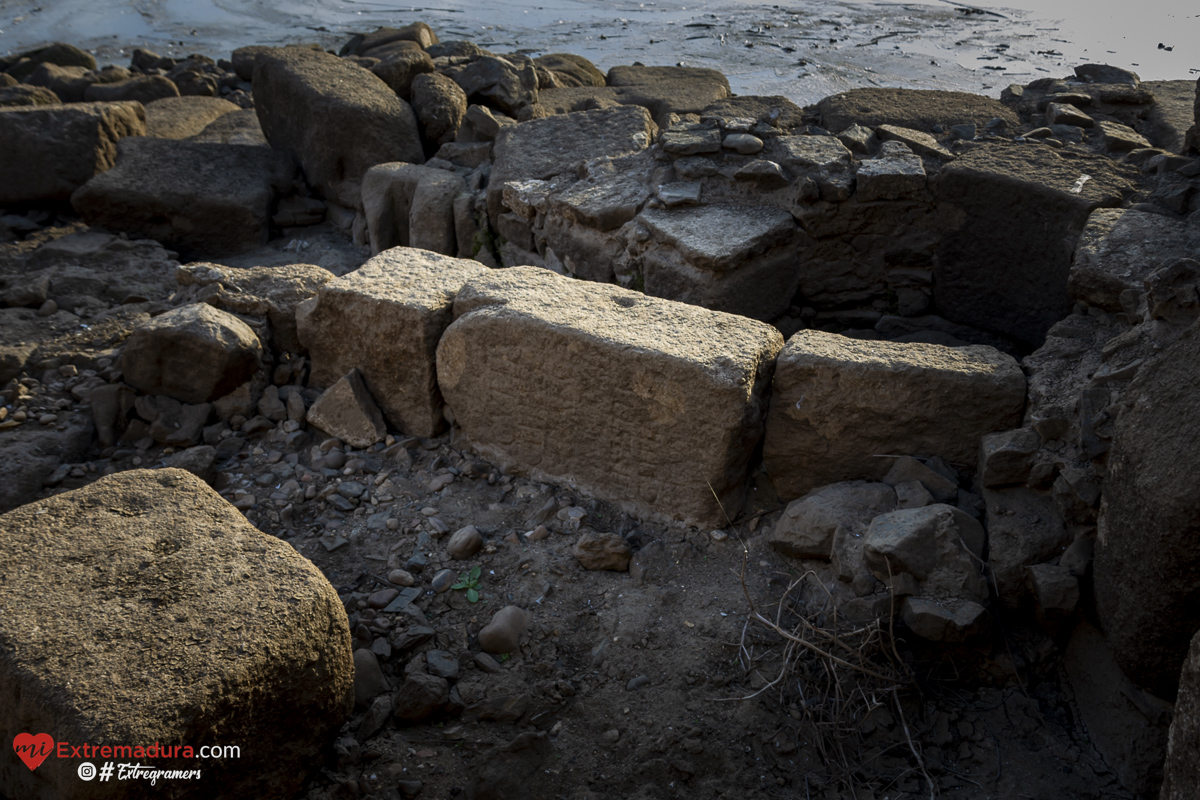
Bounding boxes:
[637,204,804,320]
[763,330,1025,500]
[0,469,353,800]
[144,95,239,140]
[816,88,1018,133]
[437,266,784,526]
[488,104,655,224]
[0,101,145,204]
[297,247,487,438]
[638,204,795,272]
[71,136,296,257]
[1070,208,1200,311]
[773,135,853,170]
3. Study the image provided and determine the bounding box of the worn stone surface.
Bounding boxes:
[298,247,486,437]
[934,142,1136,346]
[411,72,468,149]
[1094,317,1200,700]
[362,162,466,256]
[863,504,986,600]
[979,428,1040,487]
[71,136,295,257]
[817,88,1018,133]
[901,597,989,642]
[763,331,1025,500]
[856,147,926,201]
[252,47,424,209]
[0,101,145,204]
[984,487,1069,608]
[176,261,335,354]
[144,95,239,139]
[120,303,263,404]
[488,104,655,223]
[190,108,268,147]
[307,369,388,449]
[437,267,783,527]
[454,56,538,117]
[769,480,896,559]
[1161,628,1200,800]
[0,469,353,800]
[1069,208,1200,312]
[637,203,805,321]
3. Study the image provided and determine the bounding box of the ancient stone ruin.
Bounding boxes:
[1,23,1199,800]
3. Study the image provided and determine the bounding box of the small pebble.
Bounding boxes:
[38,413,57,425]
[524,525,551,541]
[386,517,401,531]
[602,728,621,743]
[431,568,456,593]
[428,473,455,492]
[626,675,650,691]
[36,299,57,316]
[388,569,415,587]
[367,588,399,609]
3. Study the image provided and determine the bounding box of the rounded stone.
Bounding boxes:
[431,568,456,593]
[478,605,530,655]
[388,569,415,587]
[446,524,482,560]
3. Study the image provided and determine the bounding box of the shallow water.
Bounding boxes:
[1,0,1196,104]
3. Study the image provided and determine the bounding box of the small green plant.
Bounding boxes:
[451,566,482,602]
[498,653,510,663]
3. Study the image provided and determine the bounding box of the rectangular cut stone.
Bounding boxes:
[763,330,1025,500]
[489,104,655,225]
[637,203,806,321]
[297,247,486,437]
[0,101,145,204]
[934,141,1135,347]
[775,134,853,169]
[0,469,352,800]
[71,137,296,257]
[436,267,784,526]
[855,153,926,201]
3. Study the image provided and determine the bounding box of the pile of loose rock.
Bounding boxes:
[1,21,1200,800]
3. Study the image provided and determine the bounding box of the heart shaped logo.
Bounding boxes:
[13,733,54,771]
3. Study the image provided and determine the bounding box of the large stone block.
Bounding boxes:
[637,203,807,321]
[0,469,353,800]
[297,247,486,437]
[0,101,145,205]
[1094,317,1200,700]
[120,303,264,404]
[436,266,784,526]
[71,137,295,257]
[252,47,423,209]
[762,331,1025,500]
[488,104,655,225]
[362,162,466,256]
[934,142,1135,347]
[816,88,1018,133]
[1069,208,1200,312]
